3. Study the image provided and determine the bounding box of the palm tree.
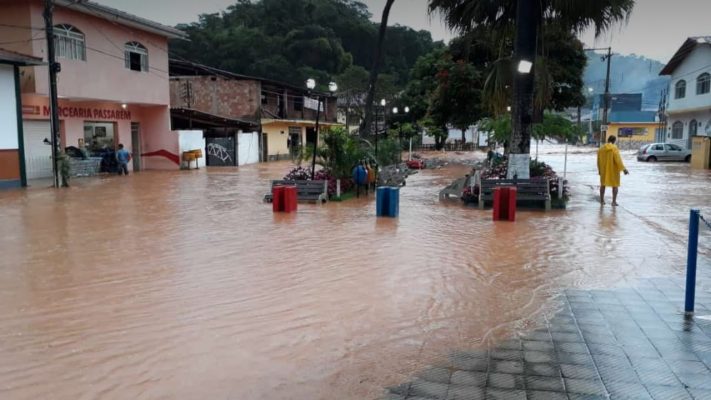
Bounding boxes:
[430,0,634,176]
[360,0,396,136]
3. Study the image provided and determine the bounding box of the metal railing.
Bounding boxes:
[685,209,710,313]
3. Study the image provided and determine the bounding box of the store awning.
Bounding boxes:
[171,108,259,131]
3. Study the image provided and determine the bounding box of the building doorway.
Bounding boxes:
[306,127,317,146]
[131,122,141,171]
[262,133,268,162]
[22,120,53,179]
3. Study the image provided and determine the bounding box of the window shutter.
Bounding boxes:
[124,50,130,69]
[141,53,148,72]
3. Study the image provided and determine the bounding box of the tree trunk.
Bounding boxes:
[508,0,539,179]
[359,0,395,136]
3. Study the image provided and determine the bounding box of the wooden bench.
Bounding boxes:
[478,178,551,211]
[263,180,328,203]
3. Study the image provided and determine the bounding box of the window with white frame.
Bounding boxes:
[54,24,85,61]
[697,73,710,95]
[675,80,686,99]
[124,42,148,72]
[671,121,684,139]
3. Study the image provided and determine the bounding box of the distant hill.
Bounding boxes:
[584,52,670,110]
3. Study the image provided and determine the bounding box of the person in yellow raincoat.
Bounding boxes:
[597,135,629,206]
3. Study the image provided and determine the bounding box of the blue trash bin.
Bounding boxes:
[376,186,399,218]
[376,187,388,217]
[387,186,399,217]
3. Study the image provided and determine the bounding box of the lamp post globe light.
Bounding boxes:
[305,79,338,179]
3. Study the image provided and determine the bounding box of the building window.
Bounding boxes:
[690,119,698,137]
[54,24,85,61]
[671,121,684,139]
[124,42,148,72]
[697,73,710,95]
[675,80,686,99]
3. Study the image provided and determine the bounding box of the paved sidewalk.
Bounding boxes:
[382,276,711,400]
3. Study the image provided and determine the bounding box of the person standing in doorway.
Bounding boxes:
[597,136,628,206]
[116,144,132,176]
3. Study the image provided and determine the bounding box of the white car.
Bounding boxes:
[637,143,691,162]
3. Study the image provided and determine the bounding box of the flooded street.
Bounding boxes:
[1,145,710,399]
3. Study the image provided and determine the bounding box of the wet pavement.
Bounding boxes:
[0,145,710,399]
[383,278,711,400]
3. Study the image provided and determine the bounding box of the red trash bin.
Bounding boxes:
[283,185,298,213]
[272,185,285,212]
[493,186,517,221]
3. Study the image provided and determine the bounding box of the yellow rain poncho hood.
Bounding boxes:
[597,143,626,187]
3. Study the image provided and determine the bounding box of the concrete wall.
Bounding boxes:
[665,110,711,149]
[0,65,21,186]
[178,130,206,168]
[262,122,292,160]
[606,122,657,150]
[668,44,711,113]
[238,131,259,166]
[170,76,260,120]
[21,94,179,170]
[0,65,19,150]
[0,0,171,105]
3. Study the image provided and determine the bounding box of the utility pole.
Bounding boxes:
[43,0,61,188]
[601,47,612,146]
[584,47,613,146]
[508,0,538,179]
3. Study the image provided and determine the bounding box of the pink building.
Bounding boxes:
[0,0,187,181]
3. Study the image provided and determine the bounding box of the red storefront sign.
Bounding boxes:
[22,105,131,120]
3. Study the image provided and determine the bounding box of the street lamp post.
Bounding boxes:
[375,98,386,162]
[306,79,338,179]
[392,106,409,163]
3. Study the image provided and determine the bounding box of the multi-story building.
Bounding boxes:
[0,0,187,181]
[660,37,711,150]
[169,59,339,164]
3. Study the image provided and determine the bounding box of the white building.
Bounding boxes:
[660,37,711,149]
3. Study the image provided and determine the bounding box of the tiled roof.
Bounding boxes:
[660,36,711,75]
[57,0,187,40]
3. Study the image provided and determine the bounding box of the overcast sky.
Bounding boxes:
[96,0,711,63]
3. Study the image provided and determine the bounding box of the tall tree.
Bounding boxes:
[360,0,396,136]
[429,0,635,176]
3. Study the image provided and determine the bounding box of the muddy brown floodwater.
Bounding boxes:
[1,145,710,399]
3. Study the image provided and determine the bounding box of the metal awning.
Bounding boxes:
[171,108,259,131]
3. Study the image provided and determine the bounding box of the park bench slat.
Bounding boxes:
[264,180,328,203]
[478,178,551,211]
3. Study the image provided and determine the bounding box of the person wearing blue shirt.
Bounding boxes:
[116,144,132,176]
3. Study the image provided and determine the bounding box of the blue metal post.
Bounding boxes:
[685,209,700,313]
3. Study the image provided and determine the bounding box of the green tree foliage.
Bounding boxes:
[448,24,588,117]
[403,48,482,148]
[481,113,583,145]
[172,0,440,89]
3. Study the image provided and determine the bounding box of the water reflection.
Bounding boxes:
[0,145,709,399]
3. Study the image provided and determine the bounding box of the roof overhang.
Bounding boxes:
[660,37,711,76]
[169,59,334,97]
[0,48,44,66]
[57,0,187,40]
[171,108,259,131]
[261,118,342,127]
